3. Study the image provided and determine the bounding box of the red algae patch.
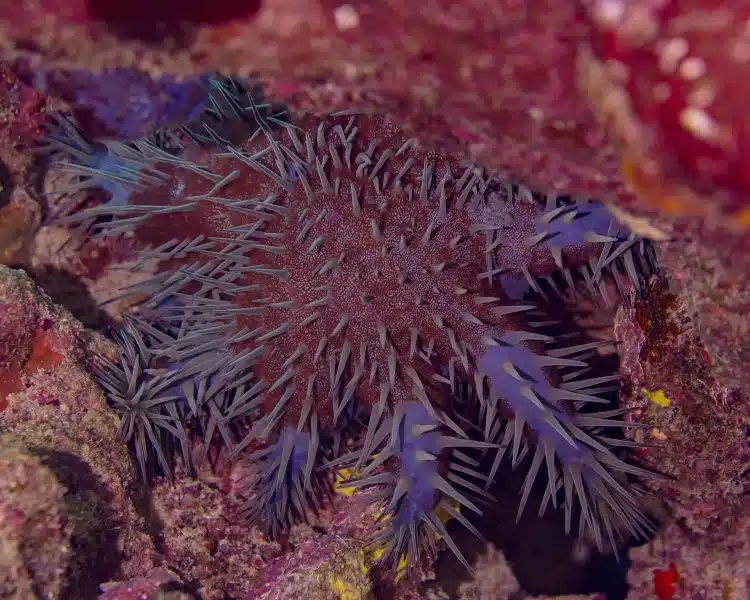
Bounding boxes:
[0,327,65,405]
[578,0,750,228]
[0,266,83,409]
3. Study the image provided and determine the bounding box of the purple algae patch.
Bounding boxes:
[391,402,443,524]
[536,201,629,249]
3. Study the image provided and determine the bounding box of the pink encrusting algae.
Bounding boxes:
[42,76,661,575]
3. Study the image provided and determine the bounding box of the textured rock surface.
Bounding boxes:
[242,490,386,600]
[452,544,521,600]
[0,64,54,265]
[422,542,601,600]
[627,522,749,600]
[659,229,750,389]
[616,279,749,600]
[147,447,283,600]
[0,443,71,600]
[247,535,374,600]
[0,265,156,599]
[617,281,748,534]
[98,568,195,600]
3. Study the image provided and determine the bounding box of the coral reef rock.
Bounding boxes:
[98,568,195,600]
[0,264,156,599]
[247,533,374,600]
[0,442,71,600]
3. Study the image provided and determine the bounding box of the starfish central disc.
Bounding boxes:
[191,114,535,439]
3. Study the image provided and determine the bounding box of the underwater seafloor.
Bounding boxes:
[0,2,748,600]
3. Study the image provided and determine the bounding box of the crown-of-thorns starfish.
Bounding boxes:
[46,78,659,570]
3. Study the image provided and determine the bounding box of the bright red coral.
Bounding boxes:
[578,0,750,228]
[653,561,679,600]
